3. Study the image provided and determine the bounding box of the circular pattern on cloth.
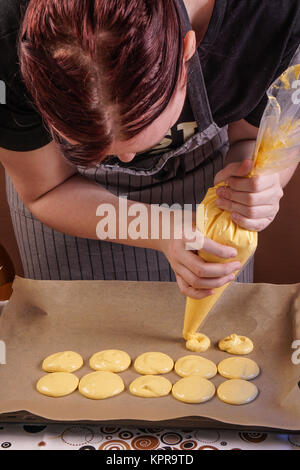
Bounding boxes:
[131,435,160,450]
[61,426,95,446]
[98,440,131,450]
[1,442,12,449]
[79,445,96,451]
[118,431,134,440]
[195,430,220,443]
[23,425,47,434]
[138,428,163,434]
[180,440,198,450]
[198,445,218,450]
[288,434,300,447]
[101,427,121,434]
[160,432,182,445]
[239,432,267,443]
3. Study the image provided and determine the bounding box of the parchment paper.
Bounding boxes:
[0,276,299,430]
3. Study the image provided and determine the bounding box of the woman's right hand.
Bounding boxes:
[161,234,242,300]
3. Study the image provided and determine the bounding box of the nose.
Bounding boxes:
[117,153,136,162]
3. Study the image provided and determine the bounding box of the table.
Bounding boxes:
[0,424,299,450]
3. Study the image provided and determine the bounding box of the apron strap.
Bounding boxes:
[177,0,214,130]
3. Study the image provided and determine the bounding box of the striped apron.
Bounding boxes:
[5,0,254,283]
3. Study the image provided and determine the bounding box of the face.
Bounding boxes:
[107,31,196,163]
[107,81,188,163]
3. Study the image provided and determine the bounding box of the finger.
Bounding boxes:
[231,212,273,232]
[227,173,280,193]
[202,237,238,259]
[178,250,241,279]
[216,198,279,219]
[176,274,214,300]
[216,184,284,207]
[214,160,254,185]
[176,264,236,290]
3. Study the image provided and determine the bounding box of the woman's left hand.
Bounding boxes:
[214,159,284,232]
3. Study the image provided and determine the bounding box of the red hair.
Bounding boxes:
[19,0,185,166]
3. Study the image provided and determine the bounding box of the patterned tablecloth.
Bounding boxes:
[0,424,299,450]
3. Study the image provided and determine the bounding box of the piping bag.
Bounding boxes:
[183,46,300,341]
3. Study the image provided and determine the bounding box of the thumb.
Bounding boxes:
[214,159,254,185]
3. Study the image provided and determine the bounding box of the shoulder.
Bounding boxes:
[219,0,300,43]
[0,0,29,83]
[0,0,28,37]
[200,0,300,127]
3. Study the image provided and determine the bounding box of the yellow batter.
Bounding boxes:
[42,351,83,373]
[175,355,217,379]
[183,184,258,340]
[185,333,211,352]
[217,379,258,405]
[129,375,172,398]
[279,64,300,90]
[172,375,215,404]
[78,371,125,400]
[218,357,260,380]
[218,334,254,355]
[36,372,79,397]
[134,352,174,375]
[89,349,131,373]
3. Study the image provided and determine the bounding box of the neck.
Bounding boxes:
[184,0,215,46]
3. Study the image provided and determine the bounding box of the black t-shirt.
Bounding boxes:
[0,0,299,154]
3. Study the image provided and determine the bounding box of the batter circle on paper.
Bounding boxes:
[217,379,258,405]
[89,349,131,372]
[36,372,79,397]
[175,355,217,379]
[218,357,260,380]
[134,352,174,375]
[79,371,125,399]
[172,376,215,403]
[129,375,172,398]
[42,351,83,373]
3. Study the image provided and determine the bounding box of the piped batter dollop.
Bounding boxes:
[218,334,254,355]
[185,333,211,352]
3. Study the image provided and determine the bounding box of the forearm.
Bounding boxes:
[225,139,298,187]
[28,174,182,251]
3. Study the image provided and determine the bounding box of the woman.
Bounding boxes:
[0,0,299,299]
